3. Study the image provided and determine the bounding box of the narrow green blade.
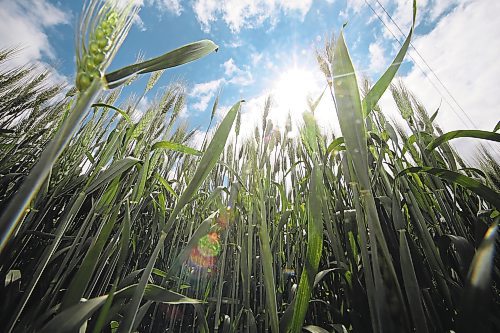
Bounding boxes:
[426,130,500,151]
[399,230,429,333]
[152,140,202,156]
[291,162,324,332]
[105,40,218,86]
[397,167,500,208]
[362,0,416,117]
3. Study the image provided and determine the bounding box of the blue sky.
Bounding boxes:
[1,0,499,160]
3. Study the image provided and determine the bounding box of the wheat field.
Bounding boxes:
[0,1,499,332]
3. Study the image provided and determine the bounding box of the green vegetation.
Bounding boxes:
[0,1,499,332]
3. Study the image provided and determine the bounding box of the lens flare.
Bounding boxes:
[188,232,221,270]
[198,232,220,257]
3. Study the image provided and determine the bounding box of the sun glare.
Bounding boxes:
[272,67,318,114]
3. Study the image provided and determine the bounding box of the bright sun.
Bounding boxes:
[272,67,318,114]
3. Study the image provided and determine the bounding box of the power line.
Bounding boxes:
[365,0,499,155]
[363,0,473,130]
[372,0,479,130]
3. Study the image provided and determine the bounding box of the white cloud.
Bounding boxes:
[345,0,366,13]
[428,0,459,21]
[0,0,69,68]
[222,58,238,76]
[349,0,463,39]
[189,58,257,113]
[223,37,244,48]
[280,0,314,16]
[133,13,147,31]
[0,0,71,94]
[368,41,386,73]
[222,58,254,86]
[229,74,254,86]
[131,96,152,122]
[384,0,429,32]
[190,79,224,98]
[380,0,500,162]
[192,0,313,32]
[148,0,183,15]
[192,0,220,32]
[189,78,224,112]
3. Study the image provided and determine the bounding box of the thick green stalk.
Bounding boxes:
[257,188,280,333]
[331,30,410,331]
[290,162,324,333]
